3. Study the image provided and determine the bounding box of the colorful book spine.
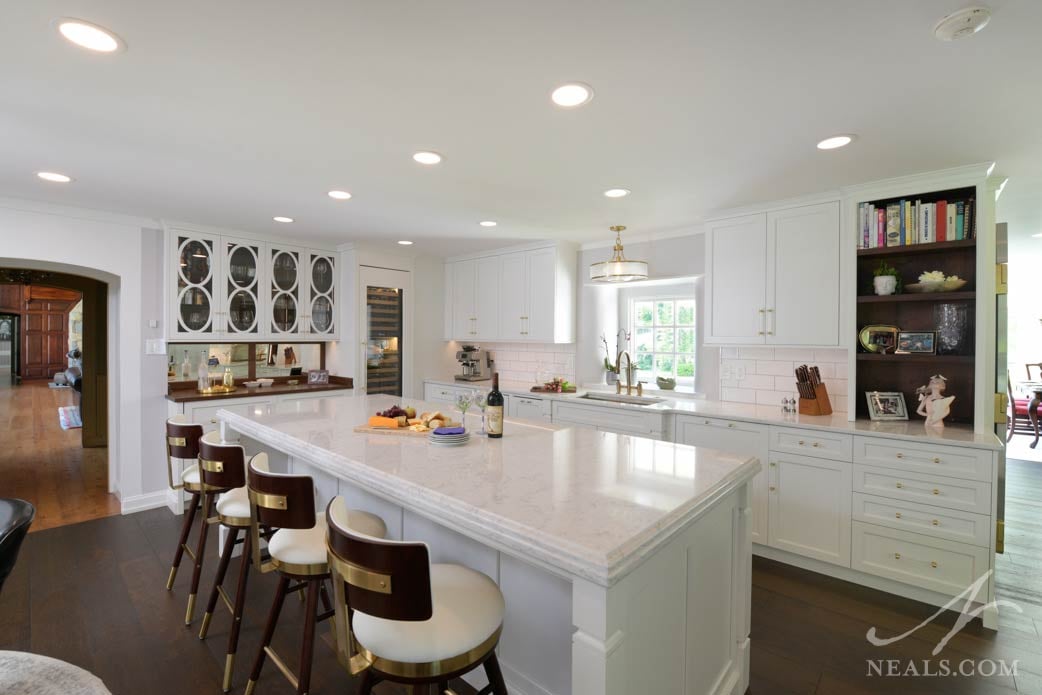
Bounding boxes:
[947,203,957,240]
[966,197,975,239]
[936,200,947,242]
[955,201,965,240]
[898,200,906,245]
[886,205,900,246]
[876,208,885,247]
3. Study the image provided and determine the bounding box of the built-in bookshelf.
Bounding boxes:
[854,184,980,424]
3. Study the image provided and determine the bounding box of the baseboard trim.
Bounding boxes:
[120,490,170,515]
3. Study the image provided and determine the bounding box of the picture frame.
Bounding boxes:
[896,331,936,355]
[865,391,909,421]
[858,325,899,354]
[307,369,330,385]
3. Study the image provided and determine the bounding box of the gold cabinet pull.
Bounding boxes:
[703,420,710,425]
[769,462,776,467]
[894,553,901,560]
[895,512,902,519]
[930,561,938,569]
[210,418,218,424]
[896,453,904,459]
[896,482,904,489]
[798,440,805,446]
[727,423,735,428]
[933,457,941,464]
[812,442,821,448]
[932,489,940,495]
[932,519,939,526]
[769,486,776,492]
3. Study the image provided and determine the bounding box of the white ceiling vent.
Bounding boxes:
[934,6,992,41]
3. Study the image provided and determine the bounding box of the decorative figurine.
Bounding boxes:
[916,374,955,428]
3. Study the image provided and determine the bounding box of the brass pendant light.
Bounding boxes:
[589,226,649,283]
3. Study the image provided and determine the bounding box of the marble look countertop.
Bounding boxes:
[218,394,760,586]
[423,378,1002,450]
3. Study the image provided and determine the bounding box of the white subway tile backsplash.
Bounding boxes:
[718,346,849,410]
[721,388,758,404]
[738,374,777,390]
[721,347,741,359]
[814,348,848,363]
[756,360,795,376]
[771,347,817,362]
[487,342,577,386]
[738,347,776,360]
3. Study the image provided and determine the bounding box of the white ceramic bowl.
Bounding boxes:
[257,378,275,387]
[243,381,260,388]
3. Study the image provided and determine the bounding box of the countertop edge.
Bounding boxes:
[218,407,760,587]
[166,382,353,403]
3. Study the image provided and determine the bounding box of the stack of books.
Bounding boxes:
[858,197,975,249]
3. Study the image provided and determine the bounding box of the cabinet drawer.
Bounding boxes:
[852,493,991,547]
[853,464,992,515]
[854,438,993,483]
[852,521,991,597]
[675,416,767,448]
[551,401,663,436]
[424,383,467,404]
[770,426,852,462]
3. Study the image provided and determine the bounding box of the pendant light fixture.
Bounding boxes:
[589,225,649,283]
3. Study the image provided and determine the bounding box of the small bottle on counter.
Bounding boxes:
[181,350,191,380]
[197,350,209,392]
[486,373,504,439]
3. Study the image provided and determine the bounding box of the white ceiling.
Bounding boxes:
[1,1,1040,253]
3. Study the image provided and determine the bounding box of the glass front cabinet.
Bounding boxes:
[167,228,337,340]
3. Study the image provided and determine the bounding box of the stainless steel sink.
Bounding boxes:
[578,392,665,406]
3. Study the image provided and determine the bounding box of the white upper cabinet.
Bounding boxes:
[766,202,840,346]
[705,201,840,346]
[169,230,222,338]
[446,243,576,344]
[166,228,337,340]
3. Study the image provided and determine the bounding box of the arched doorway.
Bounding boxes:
[0,266,117,530]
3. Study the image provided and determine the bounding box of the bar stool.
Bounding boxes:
[244,457,387,695]
[325,495,508,695]
[164,416,205,593]
[195,431,259,692]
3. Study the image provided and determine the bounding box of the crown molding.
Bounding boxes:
[579,226,704,251]
[0,195,160,229]
[160,219,335,249]
[838,162,994,201]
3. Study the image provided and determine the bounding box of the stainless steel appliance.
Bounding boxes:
[455,346,493,382]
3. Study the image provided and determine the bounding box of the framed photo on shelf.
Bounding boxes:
[896,331,936,354]
[865,391,909,421]
[858,325,899,354]
[307,369,330,385]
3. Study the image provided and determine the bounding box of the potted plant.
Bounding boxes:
[601,334,619,385]
[873,261,901,296]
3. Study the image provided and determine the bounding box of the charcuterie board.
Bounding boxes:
[353,425,430,438]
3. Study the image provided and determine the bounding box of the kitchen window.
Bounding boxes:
[630,297,696,392]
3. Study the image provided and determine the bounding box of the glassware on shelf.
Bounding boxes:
[474,391,488,435]
[934,303,972,356]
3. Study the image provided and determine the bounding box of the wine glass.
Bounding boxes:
[473,391,488,435]
[455,392,473,430]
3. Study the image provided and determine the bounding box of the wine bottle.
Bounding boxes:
[486,373,504,438]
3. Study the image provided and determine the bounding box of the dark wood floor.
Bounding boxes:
[2,460,1041,694]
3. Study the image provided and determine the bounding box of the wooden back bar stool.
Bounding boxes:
[325,496,508,695]
[244,459,386,695]
[164,416,205,593]
[195,431,257,692]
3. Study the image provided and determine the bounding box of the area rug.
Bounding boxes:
[0,651,112,694]
[58,406,82,430]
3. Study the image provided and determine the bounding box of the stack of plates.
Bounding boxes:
[429,430,470,447]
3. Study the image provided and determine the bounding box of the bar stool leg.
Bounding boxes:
[185,491,214,625]
[483,653,508,695]
[199,526,239,640]
[297,579,321,695]
[166,491,200,590]
[223,530,252,693]
[356,669,375,695]
[244,574,291,695]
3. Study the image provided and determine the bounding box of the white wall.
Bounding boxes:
[0,197,163,510]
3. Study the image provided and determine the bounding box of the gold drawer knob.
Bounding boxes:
[932,519,939,526]
[932,489,940,495]
[895,512,902,519]
[812,442,821,448]
[210,418,218,424]
[896,453,904,459]
[727,423,735,428]
[798,440,805,446]
[895,482,904,489]
[894,553,901,560]
[931,561,938,569]
[703,420,710,425]
[769,462,776,467]
[769,486,776,492]
[933,457,941,464]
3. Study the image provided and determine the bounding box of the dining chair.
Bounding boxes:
[1008,371,1037,441]
[1026,363,1042,381]
[0,498,35,597]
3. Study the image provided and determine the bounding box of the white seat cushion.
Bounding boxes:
[216,486,250,519]
[353,564,504,664]
[268,511,386,566]
[181,464,201,486]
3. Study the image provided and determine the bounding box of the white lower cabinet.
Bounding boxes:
[551,401,665,439]
[851,521,991,597]
[674,415,769,544]
[767,452,852,567]
[852,493,991,548]
[506,394,552,422]
[423,382,472,405]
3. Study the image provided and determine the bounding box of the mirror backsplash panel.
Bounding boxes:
[167,342,323,383]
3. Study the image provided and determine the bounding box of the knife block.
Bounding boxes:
[798,383,833,416]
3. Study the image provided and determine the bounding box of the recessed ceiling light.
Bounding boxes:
[397,240,414,246]
[327,190,352,200]
[817,135,855,150]
[603,188,631,198]
[1033,233,1042,238]
[57,19,124,53]
[413,151,442,165]
[551,83,594,108]
[479,221,497,228]
[36,171,73,183]
[273,216,294,223]
[934,7,991,41]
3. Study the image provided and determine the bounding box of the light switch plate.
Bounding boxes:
[145,338,167,355]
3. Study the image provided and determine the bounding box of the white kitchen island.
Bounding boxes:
[219,394,760,695]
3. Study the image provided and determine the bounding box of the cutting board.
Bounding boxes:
[530,385,576,393]
[352,425,430,438]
